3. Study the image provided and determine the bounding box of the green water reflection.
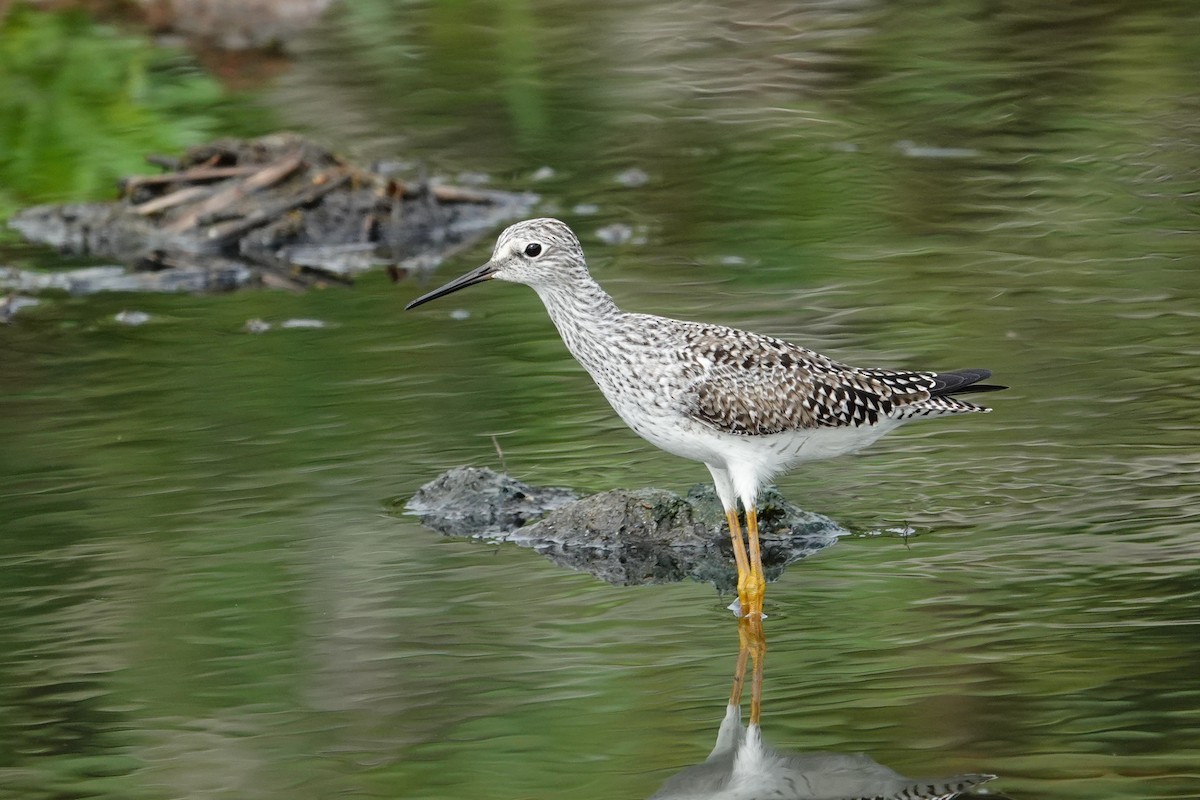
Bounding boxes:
[2,2,1199,799]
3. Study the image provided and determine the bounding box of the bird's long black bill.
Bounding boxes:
[405,262,496,310]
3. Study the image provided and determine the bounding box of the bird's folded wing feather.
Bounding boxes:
[676,326,934,436]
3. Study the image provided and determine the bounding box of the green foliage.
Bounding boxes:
[0,5,231,219]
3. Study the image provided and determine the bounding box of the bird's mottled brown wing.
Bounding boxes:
[677,325,936,436]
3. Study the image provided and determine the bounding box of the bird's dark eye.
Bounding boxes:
[524,243,543,258]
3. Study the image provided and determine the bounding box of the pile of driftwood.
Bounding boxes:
[5,134,536,294]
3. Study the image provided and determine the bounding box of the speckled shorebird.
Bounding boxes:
[406,219,1003,618]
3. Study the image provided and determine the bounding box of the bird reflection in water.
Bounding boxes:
[649,617,999,800]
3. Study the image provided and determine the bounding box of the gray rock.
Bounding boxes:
[894,140,980,159]
[595,222,634,246]
[0,261,255,295]
[114,310,151,326]
[284,243,382,276]
[241,317,328,332]
[244,318,272,334]
[405,466,578,539]
[401,467,845,591]
[0,294,40,323]
[614,167,650,187]
[279,318,327,329]
[514,488,712,586]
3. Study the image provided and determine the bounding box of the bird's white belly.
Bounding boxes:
[612,394,901,472]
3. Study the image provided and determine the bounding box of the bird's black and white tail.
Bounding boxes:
[929,368,1006,397]
[894,368,1006,420]
[887,772,998,799]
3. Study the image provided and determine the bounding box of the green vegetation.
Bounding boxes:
[0,4,254,220]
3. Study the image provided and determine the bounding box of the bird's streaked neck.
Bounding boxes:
[527,271,623,373]
[529,271,622,332]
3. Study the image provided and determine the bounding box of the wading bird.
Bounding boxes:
[407,219,1003,618]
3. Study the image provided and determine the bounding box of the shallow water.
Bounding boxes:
[2,2,1199,798]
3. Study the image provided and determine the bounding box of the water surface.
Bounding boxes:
[2,2,1199,798]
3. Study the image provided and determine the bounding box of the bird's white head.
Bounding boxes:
[405,218,587,310]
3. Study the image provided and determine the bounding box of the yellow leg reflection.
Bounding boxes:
[651,614,998,798]
[733,613,766,726]
[728,627,750,707]
[745,506,767,619]
[725,507,752,614]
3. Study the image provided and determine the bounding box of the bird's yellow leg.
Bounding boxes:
[745,506,767,619]
[725,508,752,613]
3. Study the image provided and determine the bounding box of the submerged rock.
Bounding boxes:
[243,318,273,334]
[405,466,579,540]
[7,134,537,295]
[0,262,252,295]
[279,318,327,329]
[595,222,634,246]
[0,294,40,324]
[614,167,650,187]
[114,310,152,326]
[401,466,845,591]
